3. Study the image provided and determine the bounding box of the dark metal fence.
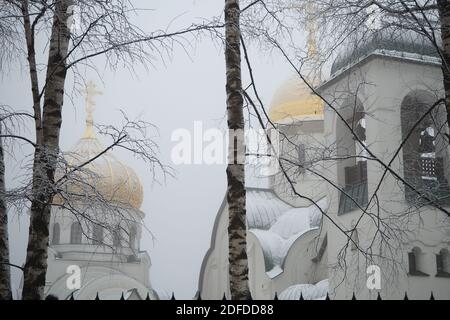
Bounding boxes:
[58,291,438,300]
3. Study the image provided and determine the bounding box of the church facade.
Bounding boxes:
[198,28,450,300]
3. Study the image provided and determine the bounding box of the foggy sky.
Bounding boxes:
[0,0,297,299]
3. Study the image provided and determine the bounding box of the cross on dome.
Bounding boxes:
[305,1,321,84]
[82,81,103,138]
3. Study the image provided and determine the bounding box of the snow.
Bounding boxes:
[247,190,328,278]
[246,189,292,230]
[279,279,329,300]
[270,208,311,239]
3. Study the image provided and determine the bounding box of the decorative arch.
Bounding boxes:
[400,90,450,205]
[335,96,368,215]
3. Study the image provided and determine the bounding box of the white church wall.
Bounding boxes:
[271,229,327,295]
[45,204,152,299]
[272,121,327,208]
[199,198,329,300]
[320,54,450,299]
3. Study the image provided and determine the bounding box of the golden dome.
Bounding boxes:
[60,131,144,210]
[268,76,323,123]
[56,81,143,210]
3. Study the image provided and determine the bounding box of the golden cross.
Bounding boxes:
[82,81,102,138]
[306,2,318,59]
[305,2,321,84]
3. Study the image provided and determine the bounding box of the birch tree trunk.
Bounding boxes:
[224,0,250,300]
[22,0,72,300]
[21,0,43,147]
[0,129,12,300]
[437,0,450,143]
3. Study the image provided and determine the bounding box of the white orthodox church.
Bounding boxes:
[198,25,450,299]
[42,84,157,300]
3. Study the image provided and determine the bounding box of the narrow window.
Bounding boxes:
[129,225,137,250]
[436,249,450,277]
[52,223,60,245]
[408,247,429,276]
[350,229,359,251]
[113,227,121,247]
[70,222,82,244]
[92,224,103,245]
[297,144,306,174]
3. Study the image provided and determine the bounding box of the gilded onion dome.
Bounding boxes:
[268,76,323,123]
[268,4,323,124]
[56,82,143,210]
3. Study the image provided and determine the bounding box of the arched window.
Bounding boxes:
[70,222,82,244]
[52,223,60,245]
[112,227,121,247]
[336,97,368,214]
[436,249,450,277]
[129,225,137,250]
[401,90,450,205]
[92,224,103,245]
[408,247,429,276]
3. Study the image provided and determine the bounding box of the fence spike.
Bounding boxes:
[351,293,357,300]
[377,292,382,300]
[274,292,279,300]
[120,292,125,300]
[325,293,330,300]
[95,293,100,300]
[404,292,409,300]
[430,292,435,300]
[145,292,151,300]
[170,292,176,300]
[222,293,227,301]
[299,293,304,301]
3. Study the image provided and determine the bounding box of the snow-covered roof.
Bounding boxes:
[197,188,328,293]
[246,189,292,230]
[279,279,329,300]
[247,190,327,277]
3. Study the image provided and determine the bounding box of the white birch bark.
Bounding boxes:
[22,0,73,300]
[224,0,250,300]
[0,129,11,300]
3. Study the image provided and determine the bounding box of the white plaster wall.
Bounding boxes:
[320,55,450,300]
[45,205,152,299]
[200,204,328,300]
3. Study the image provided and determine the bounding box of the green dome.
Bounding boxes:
[331,28,439,75]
